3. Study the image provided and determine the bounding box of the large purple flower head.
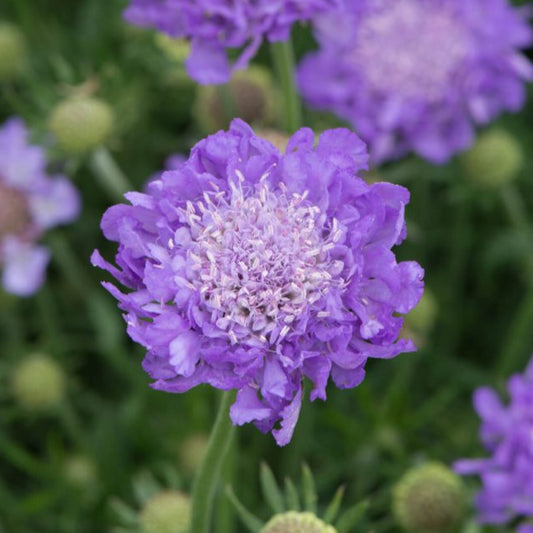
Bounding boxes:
[0,118,80,296]
[123,0,338,84]
[298,0,533,164]
[92,119,424,445]
[454,356,533,530]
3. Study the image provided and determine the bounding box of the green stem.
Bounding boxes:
[271,38,302,133]
[497,184,533,377]
[191,391,236,533]
[89,147,133,202]
[217,84,237,127]
[497,285,533,378]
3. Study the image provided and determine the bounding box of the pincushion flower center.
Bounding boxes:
[182,174,346,345]
[353,1,469,101]
[0,180,31,240]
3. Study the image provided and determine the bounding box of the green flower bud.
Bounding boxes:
[63,454,98,492]
[0,23,27,81]
[257,129,291,153]
[194,66,277,133]
[405,289,438,337]
[461,129,523,188]
[140,490,191,533]
[261,512,337,533]
[49,96,114,153]
[179,433,208,475]
[155,35,190,64]
[12,354,65,412]
[393,462,464,532]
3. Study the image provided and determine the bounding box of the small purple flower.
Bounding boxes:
[92,119,423,445]
[454,357,533,529]
[298,0,533,164]
[0,118,80,296]
[123,0,338,84]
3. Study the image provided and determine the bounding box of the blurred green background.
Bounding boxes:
[1,0,532,532]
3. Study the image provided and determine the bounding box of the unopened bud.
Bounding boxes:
[12,354,65,412]
[194,66,276,133]
[393,462,464,532]
[405,289,438,337]
[461,129,523,188]
[0,23,27,81]
[261,512,337,533]
[49,96,114,153]
[140,490,191,533]
[179,433,208,475]
[257,129,291,153]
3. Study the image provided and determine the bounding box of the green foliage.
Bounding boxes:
[0,1,532,533]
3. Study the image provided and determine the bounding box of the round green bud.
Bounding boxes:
[393,462,464,532]
[140,490,191,533]
[405,289,438,337]
[155,35,190,64]
[0,23,27,81]
[461,129,523,188]
[12,354,65,412]
[257,129,291,153]
[63,454,98,491]
[261,512,337,533]
[179,433,209,475]
[49,96,114,153]
[194,66,277,133]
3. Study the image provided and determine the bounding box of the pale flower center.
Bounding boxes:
[353,1,470,101]
[0,180,31,241]
[180,173,345,346]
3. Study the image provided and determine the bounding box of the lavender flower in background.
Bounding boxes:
[454,357,533,531]
[92,119,423,445]
[298,0,533,164]
[0,118,80,296]
[123,0,338,84]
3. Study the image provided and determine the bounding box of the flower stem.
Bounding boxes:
[271,38,302,132]
[89,147,133,202]
[497,184,533,377]
[191,390,236,533]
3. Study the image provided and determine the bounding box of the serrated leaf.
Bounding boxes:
[225,485,264,533]
[323,485,345,524]
[301,464,317,513]
[260,462,285,514]
[284,478,301,511]
[335,500,369,532]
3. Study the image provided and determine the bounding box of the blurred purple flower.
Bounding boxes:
[92,119,423,445]
[298,0,533,164]
[0,118,80,296]
[454,357,533,529]
[123,0,338,84]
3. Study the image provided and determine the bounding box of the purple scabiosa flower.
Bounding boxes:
[298,0,533,164]
[91,119,423,445]
[454,357,533,529]
[123,0,338,84]
[0,118,80,296]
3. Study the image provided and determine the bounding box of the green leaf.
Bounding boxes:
[225,485,264,533]
[284,478,301,511]
[301,464,317,513]
[323,485,345,524]
[260,462,285,514]
[335,500,369,532]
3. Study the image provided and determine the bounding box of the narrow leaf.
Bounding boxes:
[284,478,301,511]
[301,463,317,513]
[260,462,285,514]
[335,500,369,532]
[323,485,345,524]
[225,485,264,533]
